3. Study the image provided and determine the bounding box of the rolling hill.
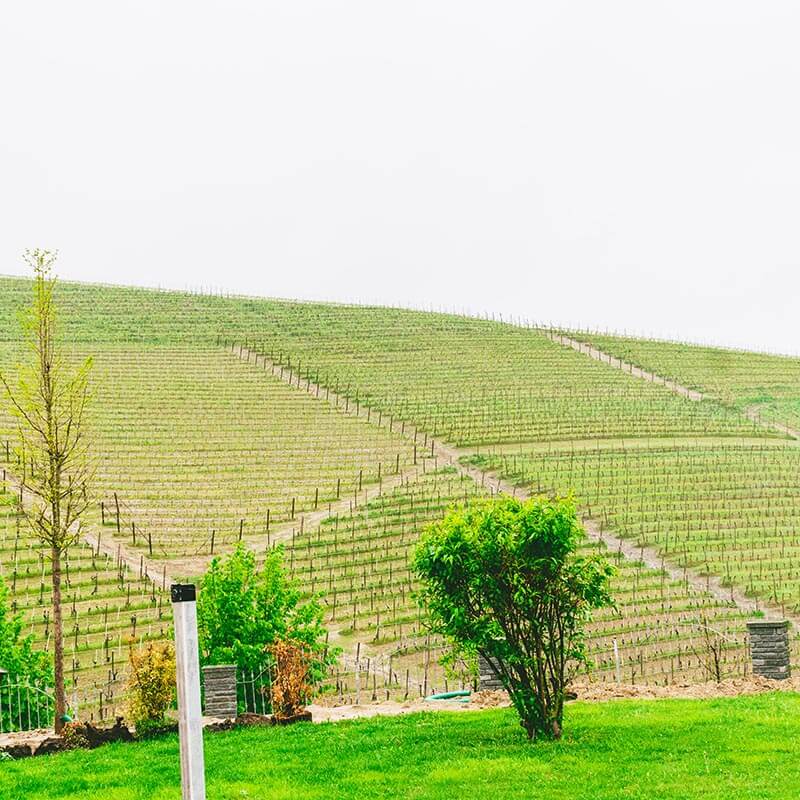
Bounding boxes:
[0,275,797,718]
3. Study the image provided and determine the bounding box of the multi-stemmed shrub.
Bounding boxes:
[414,494,614,740]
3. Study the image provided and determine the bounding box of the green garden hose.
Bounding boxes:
[424,690,471,702]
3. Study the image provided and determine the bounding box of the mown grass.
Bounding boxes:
[3,694,799,800]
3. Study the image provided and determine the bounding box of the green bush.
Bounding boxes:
[0,571,53,731]
[126,641,176,735]
[413,494,614,741]
[197,544,337,690]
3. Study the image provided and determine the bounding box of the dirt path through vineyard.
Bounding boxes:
[548,330,800,440]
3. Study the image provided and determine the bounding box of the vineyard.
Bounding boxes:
[285,467,750,697]
[247,312,768,446]
[470,440,800,613]
[561,330,800,430]
[83,344,417,558]
[0,275,799,721]
[0,496,168,719]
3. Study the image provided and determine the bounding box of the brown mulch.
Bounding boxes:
[573,674,800,701]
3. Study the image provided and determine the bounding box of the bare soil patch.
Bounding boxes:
[308,676,800,723]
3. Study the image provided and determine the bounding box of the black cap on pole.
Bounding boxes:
[171,584,196,603]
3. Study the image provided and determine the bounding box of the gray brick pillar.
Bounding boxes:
[478,653,505,691]
[747,620,791,680]
[202,664,238,718]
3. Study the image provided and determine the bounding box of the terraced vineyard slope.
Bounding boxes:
[470,441,800,615]
[285,467,750,697]
[0,275,795,719]
[0,496,168,717]
[560,330,800,432]
[246,313,771,446]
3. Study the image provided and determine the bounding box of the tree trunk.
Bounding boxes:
[51,545,67,734]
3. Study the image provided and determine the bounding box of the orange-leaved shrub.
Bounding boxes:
[269,640,311,719]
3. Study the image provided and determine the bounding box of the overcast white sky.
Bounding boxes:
[2,2,798,353]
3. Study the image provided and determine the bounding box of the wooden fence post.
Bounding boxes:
[172,584,206,800]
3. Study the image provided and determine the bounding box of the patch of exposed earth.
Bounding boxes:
[307,675,800,722]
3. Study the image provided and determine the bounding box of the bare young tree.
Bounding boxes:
[0,250,93,732]
[688,615,727,684]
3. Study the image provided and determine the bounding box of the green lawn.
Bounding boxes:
[3,695,799,800]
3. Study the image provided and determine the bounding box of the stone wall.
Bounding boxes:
[202,664,238,718]
[747,620,791,680]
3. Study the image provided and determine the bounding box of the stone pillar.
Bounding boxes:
[202,665,238,718]
[747,620,791,680]
[477,653,504,691]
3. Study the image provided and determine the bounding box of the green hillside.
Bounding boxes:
[562,330,800,430]
[286,467,749,694]
[83,344,416,557]
[246,311,764,445]
[0,275,796,718]
[473,441,800,608]
[0,497,168,716]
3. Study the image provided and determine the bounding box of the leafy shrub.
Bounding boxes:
[269,640,311,719]
[197,544,337,688]
[0,571,52,680]
[413,494,614,741]
[0,569,53,731]
[127,641,176,734]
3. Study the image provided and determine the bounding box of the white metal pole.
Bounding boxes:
[172,584,206,800]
